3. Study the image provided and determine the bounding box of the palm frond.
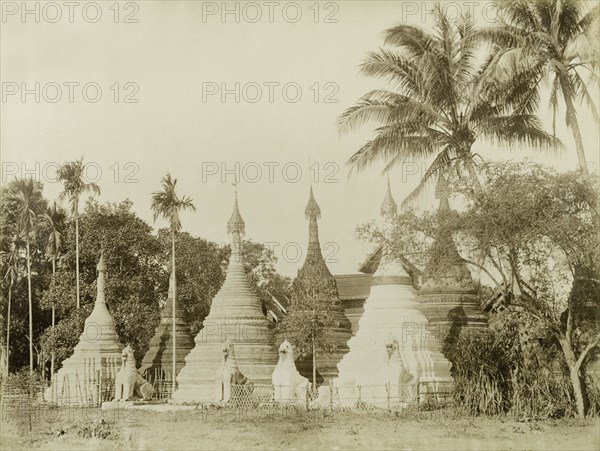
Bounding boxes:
[570,69,600,123]
[478,114,564,151]
[360,49,423,99]
[346,125,437,175]
[151,173,195,231]
[383,24,437,56]
[338,89,441,134]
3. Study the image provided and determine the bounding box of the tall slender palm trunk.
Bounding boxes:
[312,340,317,389]
[26,238,33,375]
[171,229,177,394]
[51,258,56,380]
[561,76,590,180]
[75,213,80,309]
[6,283,12,378]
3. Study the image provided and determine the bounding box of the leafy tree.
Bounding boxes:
[366,162,599,418]
[339,4,560,204]
[483,0,599,179]
[39,201,67,378]
[151,173,196,391]
[277,264,339,388]
[4,179,47,374]
[57,159,101,309]
[40,200,165,366]
[156,230,226,334]
[2,244,19,377]
[239,239,292,313]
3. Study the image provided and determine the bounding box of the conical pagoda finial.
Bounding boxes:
[227,188,246,236]
[96,251,106,304]
[227,188,245,263]
[380,176,397,218]
[302,185,331,276]
[435,175,450,211]
[305,185,321,220]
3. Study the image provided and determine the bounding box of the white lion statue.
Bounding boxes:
[113,344,154,401]
[384,335,419,402]
[215,340,252,404]
[272,340,310,403]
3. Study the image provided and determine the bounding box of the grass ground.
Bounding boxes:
[1,406,598,450]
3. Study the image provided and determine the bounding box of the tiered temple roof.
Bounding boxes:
[380,176,398,218]
[172,191,277,403]
[281,187,353,382]
[418,177,487,337]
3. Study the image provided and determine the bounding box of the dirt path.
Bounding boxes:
[2,408,598,450]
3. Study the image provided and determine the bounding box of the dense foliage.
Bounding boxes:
[359,162,599,417]
[0,186,291,375]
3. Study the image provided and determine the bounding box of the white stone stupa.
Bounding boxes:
[44,252,122,405]
[335,181,453,389]
[172,190,278,403]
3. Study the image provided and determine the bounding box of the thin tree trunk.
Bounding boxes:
[26,237,33,376]
[312,338,316,389]
[171,228,177,395]
[75,212,80,309]
[51,258,55,381]
[559,337,586,418]
[5,283,11,378]
[569,365,585,419]
[561,79,590,180]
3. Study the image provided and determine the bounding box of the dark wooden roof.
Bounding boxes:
[262,293,289,322]
[334,274,372,301]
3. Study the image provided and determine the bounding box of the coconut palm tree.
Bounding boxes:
[40,201,66,379]
[339,4,561,205]
[483,0,599,180]
[57,159,100,309]
[6,179,45,375]
[3,244,19,378]
[151,173,196,394]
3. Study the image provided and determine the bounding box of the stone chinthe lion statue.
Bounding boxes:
[113,344,154,402]
[272,340,310,403]
[215,340,252,404]
[384,335,419,402]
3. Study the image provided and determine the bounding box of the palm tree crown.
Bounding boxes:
[151,173,196,230]
[41,201,66,263]
[339,5,561,204]
[57,159,101,216]
[6,179,45,238]
[483,0,599,179]
[151,172,195,391]
[57,158,100,309]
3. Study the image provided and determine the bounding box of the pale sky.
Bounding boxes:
[2,1,599,277]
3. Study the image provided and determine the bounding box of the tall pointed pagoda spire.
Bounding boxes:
[422,176,474,288]
[336,206,453,393]
[303,185,330,275]
[140,270,195,379]
[380,176,397,218]
[434,174,450,211]
[280,186,353,382]
[378,177,409,278]
[83,250,118,331]
[173,189,277,403]
[45,252,122,405]
[227,188,245,263]
[418,175,487,337]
